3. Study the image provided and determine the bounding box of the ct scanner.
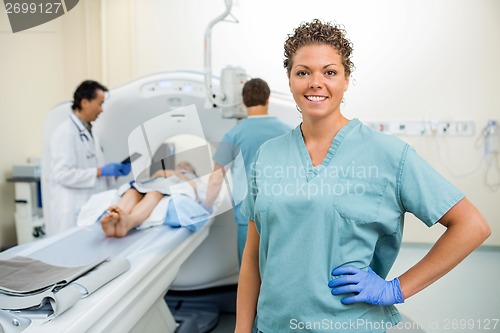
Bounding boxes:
[0,70,300,333]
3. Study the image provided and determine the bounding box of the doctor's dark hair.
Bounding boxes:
[283,19,354,77]
[242,78,270,107]
[72,80,108,110]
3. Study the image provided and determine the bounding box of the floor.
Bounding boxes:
[211,313,236,333]
[165,284,237,333]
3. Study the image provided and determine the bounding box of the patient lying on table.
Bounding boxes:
[100,161,207,237]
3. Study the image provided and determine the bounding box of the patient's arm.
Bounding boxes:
[151,169,175,178]
[150,169,197,191]
[174,171,198,191]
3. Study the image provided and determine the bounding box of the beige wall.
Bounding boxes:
[0,0,498,248]
[0,13,64,248]
[0,1,102,248]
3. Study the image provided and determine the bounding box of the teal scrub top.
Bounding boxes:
[213,116,291,225]
[241,119,464,333]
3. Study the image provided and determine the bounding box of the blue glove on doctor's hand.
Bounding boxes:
[101,163,131,177]
[120,162,131,175]
[329,266,404,306]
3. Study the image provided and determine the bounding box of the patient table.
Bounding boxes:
[0,220,211,333]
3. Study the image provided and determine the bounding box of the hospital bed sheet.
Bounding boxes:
[0,220,212,333]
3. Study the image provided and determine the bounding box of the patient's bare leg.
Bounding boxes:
[116,188,144,213]
[114,191,164,237]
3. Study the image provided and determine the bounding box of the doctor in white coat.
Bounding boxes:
[47,80,131,236]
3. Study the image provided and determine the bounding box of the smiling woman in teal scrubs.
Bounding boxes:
[234,19,491,333]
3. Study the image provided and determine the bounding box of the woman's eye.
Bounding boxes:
[296,71,308,77]
[326,70,337,76]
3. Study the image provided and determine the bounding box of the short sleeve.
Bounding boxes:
[398,146,464,226]
[239,149,260,222]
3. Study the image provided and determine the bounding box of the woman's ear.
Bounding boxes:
[344,75,350,92]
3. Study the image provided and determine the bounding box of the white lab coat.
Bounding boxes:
[47,113,114,236]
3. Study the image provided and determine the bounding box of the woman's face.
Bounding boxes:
[289,44,350,120]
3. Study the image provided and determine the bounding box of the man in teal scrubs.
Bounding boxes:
[205,78,291,265]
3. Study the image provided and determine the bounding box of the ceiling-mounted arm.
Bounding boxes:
[204,0,235,107]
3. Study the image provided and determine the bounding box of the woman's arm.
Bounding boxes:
[235,221,261,333]
[174,171,199,191]
[398,197,491,299]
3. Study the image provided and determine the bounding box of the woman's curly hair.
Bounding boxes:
[283,19,354,77]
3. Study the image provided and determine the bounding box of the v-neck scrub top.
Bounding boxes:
[241,119,464,333]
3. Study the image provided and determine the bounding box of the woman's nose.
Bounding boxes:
[309,73,323,89]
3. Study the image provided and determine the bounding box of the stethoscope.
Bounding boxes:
[70,114,96,159]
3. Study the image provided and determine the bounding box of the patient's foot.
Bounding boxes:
[101,207,119,237]
[114,206,133,238]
